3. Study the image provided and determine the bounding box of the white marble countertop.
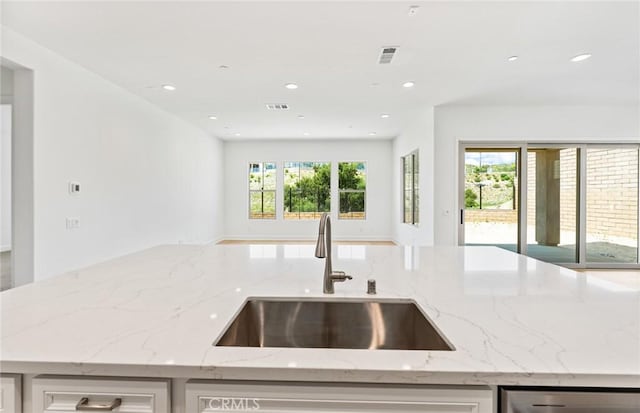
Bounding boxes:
[1,245,639,387]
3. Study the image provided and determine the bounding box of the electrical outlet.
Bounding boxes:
[69,181,81,195]
[66,217,80,230]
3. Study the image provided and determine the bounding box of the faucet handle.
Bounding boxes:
[331,271,352,282]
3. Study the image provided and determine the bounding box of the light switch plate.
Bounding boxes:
[66,217,80,230]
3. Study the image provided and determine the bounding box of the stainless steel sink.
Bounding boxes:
[214,298,454,350]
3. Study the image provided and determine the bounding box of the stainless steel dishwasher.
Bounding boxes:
[500,387,640,413]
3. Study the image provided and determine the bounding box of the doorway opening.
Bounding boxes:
[1,65,14,290]
[1,58,35,288]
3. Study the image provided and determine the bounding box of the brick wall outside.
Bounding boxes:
[585,148,638,240]
[527,152,536,227]
[465,209,518,223]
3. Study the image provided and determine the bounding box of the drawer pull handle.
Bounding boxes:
[76,397,122,411]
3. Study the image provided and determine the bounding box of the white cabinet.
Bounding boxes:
[31,376,170,413]
[186,380,493,413]
[0,374,21,413]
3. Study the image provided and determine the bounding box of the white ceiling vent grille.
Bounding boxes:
[266,103,290,110]
[378,47,398,64]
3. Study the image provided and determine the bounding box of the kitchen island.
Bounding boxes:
[1,245,639,411]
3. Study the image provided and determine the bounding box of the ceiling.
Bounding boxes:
[2,1,639,140]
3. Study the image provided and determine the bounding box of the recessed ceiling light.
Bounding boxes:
[285,83,298,90]
[402,81,415,88]
[303,132,310,136]
[297,114,305,119]
[234,133,241,136]
[208,115,217,120]
[369,132,377,136]
[570,53,592,62]
[381,113,390,118]
[507,56,519,62]
[408,5,420,16]
[162,84,176,91]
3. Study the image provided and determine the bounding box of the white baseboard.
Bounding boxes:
[219,235,396,243]
[177,237,224,246]
[220,235,314,242]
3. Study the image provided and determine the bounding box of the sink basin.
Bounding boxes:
[214,298,454,350]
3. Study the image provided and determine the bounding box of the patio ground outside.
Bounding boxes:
[466,222,638,264]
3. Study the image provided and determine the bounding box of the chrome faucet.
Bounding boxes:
[315,212,352,294]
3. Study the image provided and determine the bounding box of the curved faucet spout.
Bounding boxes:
[314,213,329,259]
[315,212,351,294]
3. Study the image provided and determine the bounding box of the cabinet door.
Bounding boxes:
[32,376,170,413]
[0,374,22,413]
[186,380,493,413]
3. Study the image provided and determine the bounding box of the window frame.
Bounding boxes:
[402,150,419,226]
[338,161,367,220]
[283,161,332,220]
[248,161,277,220]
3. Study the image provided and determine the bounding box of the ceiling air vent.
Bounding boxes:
[378,47,398,64]
[266,103,290,110]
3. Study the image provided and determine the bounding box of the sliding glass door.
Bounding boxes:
[526,146,579,264]
[462,148,520,253]
[585,147,638,264]
[460,143,640,268]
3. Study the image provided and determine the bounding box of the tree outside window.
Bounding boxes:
[249,162,276,219]
[339,162,366,220]
[284,162,330,220]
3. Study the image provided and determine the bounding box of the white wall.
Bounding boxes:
[392,107,435,246]
[434,105,640,246]
[223,139,393,241]
[0,65,13,100]
[1,27,224,280]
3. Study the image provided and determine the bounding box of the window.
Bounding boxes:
[284,162,330,220]
[249,162,276,219]
[586,147,638,264]
[402,150,419,225]
[463,149,519,249]
[526,147,577,263]
[338,162,366,220]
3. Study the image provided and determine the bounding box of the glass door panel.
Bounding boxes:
[463,149,519,252]
[526,147,578,263]
[586,147,639,263]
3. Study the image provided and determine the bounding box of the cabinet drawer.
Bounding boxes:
[0,374,22,413]
[32,376,170,413]
[186,380,493,413]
